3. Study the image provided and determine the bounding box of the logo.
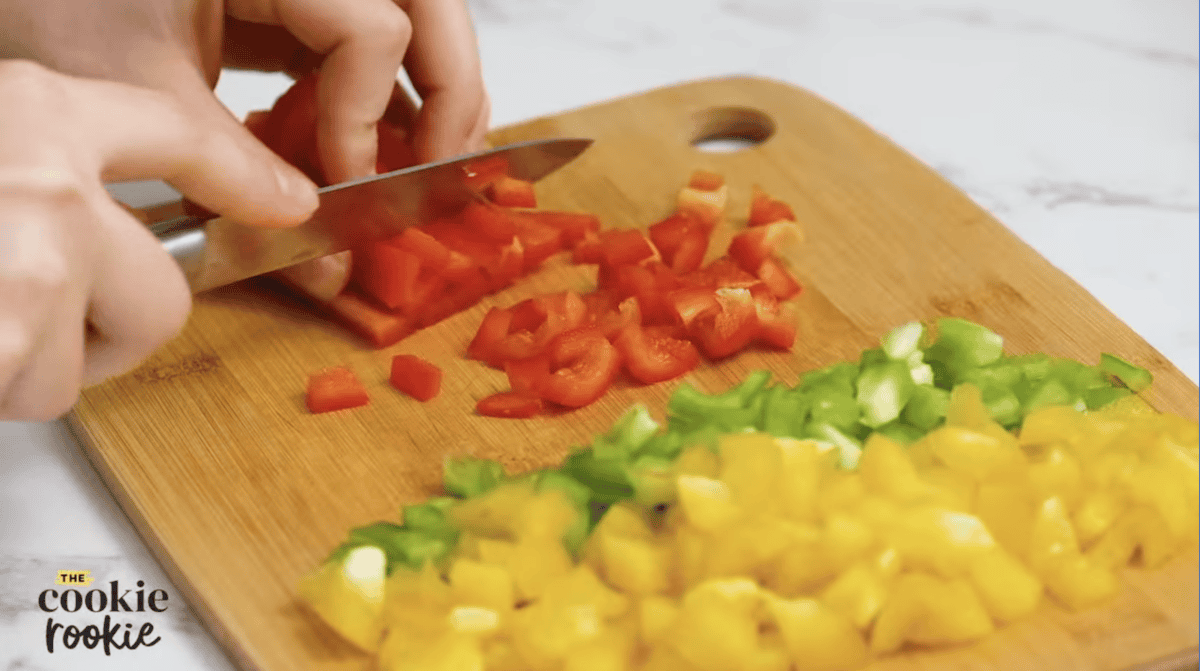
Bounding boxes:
[37,572,168,656]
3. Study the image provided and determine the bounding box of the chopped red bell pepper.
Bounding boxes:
[599,229,657,267]
[540,328,622,408]
[756,257,802,300]
[748,184,796,227]
[306,366,370,413]
[476,391,543,418]
[504,355,550,395]
[390,355,443,402]
[511,214,564,270]
[727,221,804,273]
[392,228,451,273]
[688,170,726,191]
[690,287,760,360]
[461,201,518,243]
[486,176,537,208]
[521,211,602,248]
[614,323,700,384]
[468,307,514,363]
[462,155,510,191]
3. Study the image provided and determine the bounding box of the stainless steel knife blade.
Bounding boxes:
[152,137,593,293]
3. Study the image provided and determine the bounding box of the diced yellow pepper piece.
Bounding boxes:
[820,561,891,629]
[601,533,671,596]
[449,559,514,613]
[967,549,1043,622]
[676,475,742,532]
[718,432,785,511]
[926,425,1025,481]
[639,596,681,644]
[1028,496,1080,573]
[764,595,869,671]
[297,545,387,653]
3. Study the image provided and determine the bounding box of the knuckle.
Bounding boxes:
[366,4,414,57]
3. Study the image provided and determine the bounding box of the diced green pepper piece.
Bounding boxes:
[1098,353,1153,392]
[799,362,857,397]
[401,498,458,540]
[979,384,1022,428]
[856,360,916,428]
[903,385,950,431]
[668,383,745,420]
[873,421,926,445]
[627,455,676,508]
[860,348,889,369]
[806,388,860,432]
[560,449,635,505]
[925,318,1004,384]
[328,522,452,574]
[638,431,686,461]
[1084,385,1133,409]
[1023,378,1075,411]
[809,423,862,469]
[882,321,925,361]
[762,386,808,438]
[443,457,505,498]
[593,404,660,459]
[1007,353,1053,382]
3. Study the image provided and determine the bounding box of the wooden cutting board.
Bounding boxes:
[69,76,1199,671]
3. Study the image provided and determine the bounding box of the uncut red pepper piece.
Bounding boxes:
[325,291,414,348]
[476,392,543,418]
[389,355,443,402]
[306,367,370,413]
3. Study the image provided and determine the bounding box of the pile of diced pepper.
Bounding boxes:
[298,318,1199,671]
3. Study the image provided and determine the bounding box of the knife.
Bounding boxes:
[151,137,593,294]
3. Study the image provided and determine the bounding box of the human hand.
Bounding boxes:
[0,61,318,420]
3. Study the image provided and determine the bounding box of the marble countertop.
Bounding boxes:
[2,0,1196,668]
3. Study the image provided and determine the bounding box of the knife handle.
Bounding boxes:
[151,215,208,291]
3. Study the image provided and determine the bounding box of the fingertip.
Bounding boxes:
[274,161,321,224]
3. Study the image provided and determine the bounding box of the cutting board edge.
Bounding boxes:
[63,411,263,671]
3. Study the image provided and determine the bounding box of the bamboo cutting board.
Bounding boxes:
[70,77,1198,671]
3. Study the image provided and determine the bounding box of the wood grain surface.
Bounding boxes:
[69,76,1199,671]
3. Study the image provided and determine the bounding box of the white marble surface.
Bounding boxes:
[2,0,1196,668]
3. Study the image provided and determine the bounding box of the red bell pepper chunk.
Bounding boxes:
[491,330,543,363]
[521,211,601,247]
[667,286,720,327]
[669,229,710,274]
[486,176,538,208]
[392,227,451,273]
[260,72,321,179]
[728,221,805,273]
[756,257,802,300]
[687,170,726,191]
[614,323,700,384]
[484,238,525,291]
[540,328,622,408]
[757,308,798,350]
[572,231,604,264]
[599,229,657,267]
[690,287,760,360]
[350,242,416,310]
[685,257,760,290]
[511,214,564,270]
[463,155,510,191]
[461,201,518,243]
[468,307,514,363]
[504,355,551,395]
[748,184,797,227]
[476,391,543,418]
[325,291,414,348]
[389,354,443,402]
[306,366,370,413]
[595,296,642,339]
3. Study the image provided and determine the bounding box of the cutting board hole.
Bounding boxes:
[690,107,774,153]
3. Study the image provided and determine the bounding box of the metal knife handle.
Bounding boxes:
[151,215,208,290]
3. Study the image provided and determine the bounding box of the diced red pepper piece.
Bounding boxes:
[728,221,805,273]
[521,211,601,247]
[540,328,622,408]
[511,214,564,270]
[389,354,442,402]
[687,257,760,290]
[486,176,537,208]
[690,287,760,360]
[392,227,450,273]
[325,291,414,348]
[572,231,604,264]
[687,170,726,191]
[491,330,543,363]
[484,238,525,291]
[461,201,518,243]
[595,296,642,339]
[463,155,510,191]
[468,307,514,363]
[509,298,550,333]
[667,286,720,327]
[669,228,710,274]
[677,186,726,226]
[614,323,700,384]
[306,366,370,413]
[600,229,657,267]
[757,308,798,350]
[424,220,501,266]
[504,355,550,395]
[416,268,490,328]
[261,72,320,178]
[748,184,796,227]
[756,257,802,300]
[476,391,543,418]
[352,243,419,310]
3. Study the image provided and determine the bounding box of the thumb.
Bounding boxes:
[76,74,319,228]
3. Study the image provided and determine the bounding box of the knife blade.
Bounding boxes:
[151,137,593,294]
